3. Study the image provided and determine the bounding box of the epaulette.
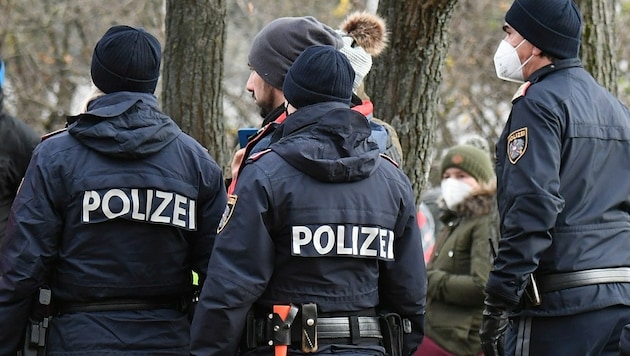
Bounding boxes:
[248,148,272,162]
[511,81,531,103]
[41,128,68,142]
[379,153,399,167]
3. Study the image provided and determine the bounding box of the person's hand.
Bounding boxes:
[479,295,509,356]
[231,148,245,179]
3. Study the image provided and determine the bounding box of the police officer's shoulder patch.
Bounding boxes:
[217,194,237,233]
[511,81,531,103]
[507,127,528,164]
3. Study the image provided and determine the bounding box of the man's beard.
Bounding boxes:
[253,82,277,119]
[258,99,275,118]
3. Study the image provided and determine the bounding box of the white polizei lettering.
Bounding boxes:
[379,229,388,258]
[188,199,196,230]
[360,227,378,257]
[82,190,100,222]
[80,188,196,230]
[172,194,187,228]
[336,226,352,255]
[131,189,146,220]
[151,191,172,224]
[313,225,335,254]
[290,224,394,260]
[102,189,130,219]
[146,189,154,221]
[292,226,312,254]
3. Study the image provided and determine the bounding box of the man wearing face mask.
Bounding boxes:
[480,0,630,355]
[415,144,497,356]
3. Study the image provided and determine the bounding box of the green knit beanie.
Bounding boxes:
[440,144,494,183]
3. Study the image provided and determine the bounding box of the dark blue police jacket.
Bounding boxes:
[487,59,630,317]
[0,91,227,355]
[191,102,427,355]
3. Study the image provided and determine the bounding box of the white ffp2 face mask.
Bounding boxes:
[493,39,533,83]
[441,178,473,210]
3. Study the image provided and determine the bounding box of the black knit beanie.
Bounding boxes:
[441,144,494,183]
[506,0,582,59]
[91,25,161,94]
[283,45,354,109]
[248,16,343,90]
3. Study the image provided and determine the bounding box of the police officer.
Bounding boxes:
[479,0,630,355]
[190,45,426,355]
[0,25,227,354]
[229,15,403,193]
[0,58,40,244]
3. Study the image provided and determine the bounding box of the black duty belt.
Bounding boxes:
[538,267,630,293]
[55,296,186,315]
[310,316,382,339]
[244,304,382,351]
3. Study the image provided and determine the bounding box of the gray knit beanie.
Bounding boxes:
[248,16,343,89]
[506,0,582,59]
[91,25,162,94]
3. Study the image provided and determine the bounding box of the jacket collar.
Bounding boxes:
[528,58,582,84]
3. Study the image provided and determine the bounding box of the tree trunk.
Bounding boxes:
[369,0,458,202]
[575,0,618,95]
[163,0,229,171]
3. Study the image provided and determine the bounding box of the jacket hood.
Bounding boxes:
[67,91,180,159]
[270,102,380,182]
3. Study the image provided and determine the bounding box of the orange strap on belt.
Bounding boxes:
[273,305,291,356]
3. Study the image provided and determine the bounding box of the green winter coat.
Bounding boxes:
[424,189,498,356]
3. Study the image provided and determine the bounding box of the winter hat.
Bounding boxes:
[441,144,494,183]
[283,45,354,109]
[338,11,388,92]
[91,25,162,94]
[505,0,582,59]
[248,16,344,90]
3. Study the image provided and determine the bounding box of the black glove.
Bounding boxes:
[479,295,509,356]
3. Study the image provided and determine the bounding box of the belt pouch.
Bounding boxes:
[379,313,403,356]
[244,309,257,349]
[301,303,318,352]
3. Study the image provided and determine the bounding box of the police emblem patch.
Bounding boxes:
[507,127,528,164]
[217,195,237,233]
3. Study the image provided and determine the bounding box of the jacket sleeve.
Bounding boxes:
[190,164,275,355]
[486,96,564,305]
[428,216,493,307]
[188,159,227,287]
[0,145,62,354]
[378,181,427,355]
